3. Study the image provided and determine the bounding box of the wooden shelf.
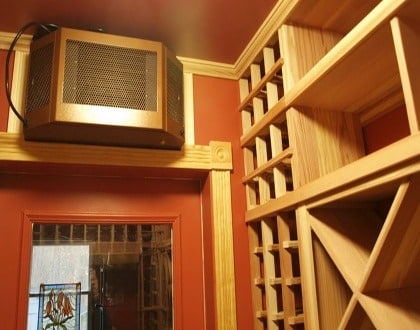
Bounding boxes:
[285,277,301,286]
[240,98,287,147]
[269,278,282,286]
[282,240,298,250]
[268,244,280,252]
[254,278,265,286]
[242,148,292,184]
[245,133,420,222]
[288,313,304,325]
[238,57,284,113]
[287,0,380,35]
[286,0,407,113]
[256,311,268,320]
[253,246,264,255]
[272,312,285,321]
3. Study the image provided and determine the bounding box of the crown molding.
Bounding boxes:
[0,1,297,80]
[178,56,237,80]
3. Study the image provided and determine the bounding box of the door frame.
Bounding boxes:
[18,211,183,330]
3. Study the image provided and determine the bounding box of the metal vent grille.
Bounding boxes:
[63,39,158,111]
[26,43,54,112]
[167,58,183,125]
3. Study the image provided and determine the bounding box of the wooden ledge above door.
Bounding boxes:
[0,132,232,177]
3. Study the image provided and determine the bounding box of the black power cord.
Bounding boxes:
[5,22,57,127]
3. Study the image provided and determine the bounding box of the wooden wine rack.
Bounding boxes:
[239,0,420,329]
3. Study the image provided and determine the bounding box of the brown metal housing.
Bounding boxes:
[24,27,184,149]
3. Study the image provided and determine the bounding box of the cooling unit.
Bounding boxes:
[24,27,184,149]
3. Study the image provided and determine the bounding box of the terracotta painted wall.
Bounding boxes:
[363,105,410,153]
[193,75,253,330]
[0,174,206,329]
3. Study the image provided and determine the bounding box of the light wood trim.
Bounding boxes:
[177,56,236,80]
[245,133,420,222]
[183,72,195,145]
[210,170,237,330]
[0,31,31,52]
[390,16,420,134]
[0,133,233,171]
[210,141,233,170]
[7,51,29,133]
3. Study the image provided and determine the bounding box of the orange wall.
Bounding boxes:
[363,106,410,153]
[0,174,206,329]
[193,75,253,330]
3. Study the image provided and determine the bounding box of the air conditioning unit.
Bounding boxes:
[24,27,184,149]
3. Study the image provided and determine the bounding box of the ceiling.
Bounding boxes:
[1,0,277,64]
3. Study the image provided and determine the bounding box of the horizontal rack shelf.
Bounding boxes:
[240,98,287,147]
[242,148,293,184]
[285,277,301,286]
[286,0,409,112]
[245,133,420,222]
[273,312,285,321]
[288,313,305,325]
[283,240,298,250]
[238,57,284,112]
